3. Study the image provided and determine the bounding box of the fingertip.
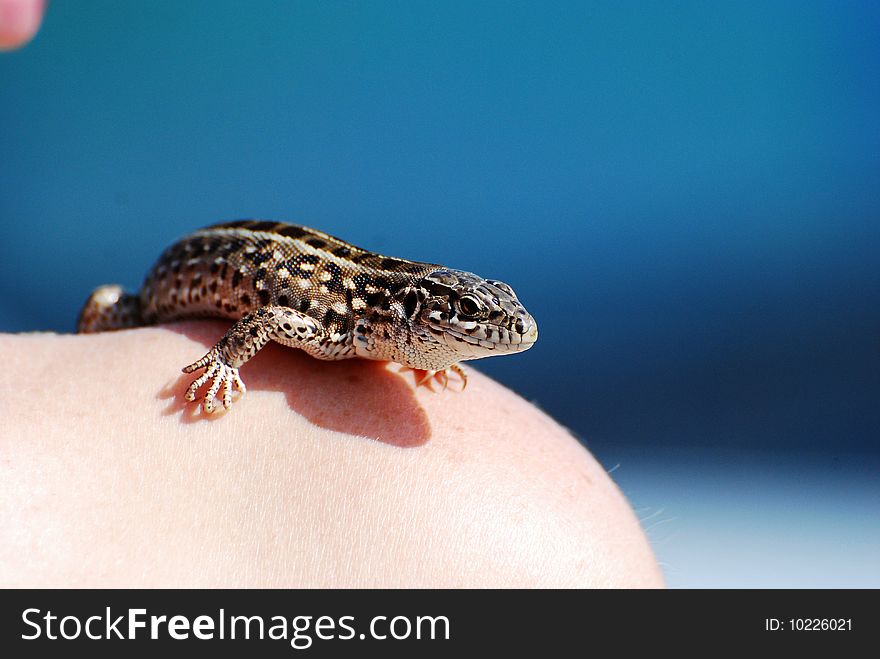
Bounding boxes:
[0,0,45,51]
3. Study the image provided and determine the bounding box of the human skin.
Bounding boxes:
[0,0,44,50]
[0,323,663,587]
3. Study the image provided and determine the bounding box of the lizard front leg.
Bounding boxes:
[401,363,468,391]
[182,306,325,413]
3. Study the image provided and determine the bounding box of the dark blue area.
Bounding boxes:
[2,1,878,455]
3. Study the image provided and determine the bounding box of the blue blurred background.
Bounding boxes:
[2,1,878,586]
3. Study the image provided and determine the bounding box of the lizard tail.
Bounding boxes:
[76,284,144,333]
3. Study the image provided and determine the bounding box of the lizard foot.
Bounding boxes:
[400,364,467,392]
[182,352,247,413]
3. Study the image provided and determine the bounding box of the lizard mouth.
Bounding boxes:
[431,321,538,352]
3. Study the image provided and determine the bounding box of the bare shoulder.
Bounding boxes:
[0,326,663,588]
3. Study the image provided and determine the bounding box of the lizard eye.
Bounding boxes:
[457,295,482,317]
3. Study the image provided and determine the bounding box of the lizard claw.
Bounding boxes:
[182,351,246,413]
[400,365,467,392]
[448,363,468,390]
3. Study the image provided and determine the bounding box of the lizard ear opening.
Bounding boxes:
[403,289,419,319]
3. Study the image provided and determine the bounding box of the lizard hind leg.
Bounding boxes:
[182,356,247,414]
[182,305,324,414]
[77,284,144,333]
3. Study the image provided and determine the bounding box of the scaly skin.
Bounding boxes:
[78,220,538,413]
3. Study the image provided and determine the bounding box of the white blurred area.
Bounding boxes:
[604,447,880,588]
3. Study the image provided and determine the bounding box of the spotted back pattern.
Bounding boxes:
[140,219,440,339]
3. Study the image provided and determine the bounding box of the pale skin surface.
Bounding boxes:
[0,0,44,50]
[0,323,663,587]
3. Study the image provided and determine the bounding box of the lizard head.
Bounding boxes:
[410,268,538,364]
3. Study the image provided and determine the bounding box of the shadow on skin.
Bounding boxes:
[156,322,432,447]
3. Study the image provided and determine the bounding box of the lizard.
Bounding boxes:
[77,219,539,413]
